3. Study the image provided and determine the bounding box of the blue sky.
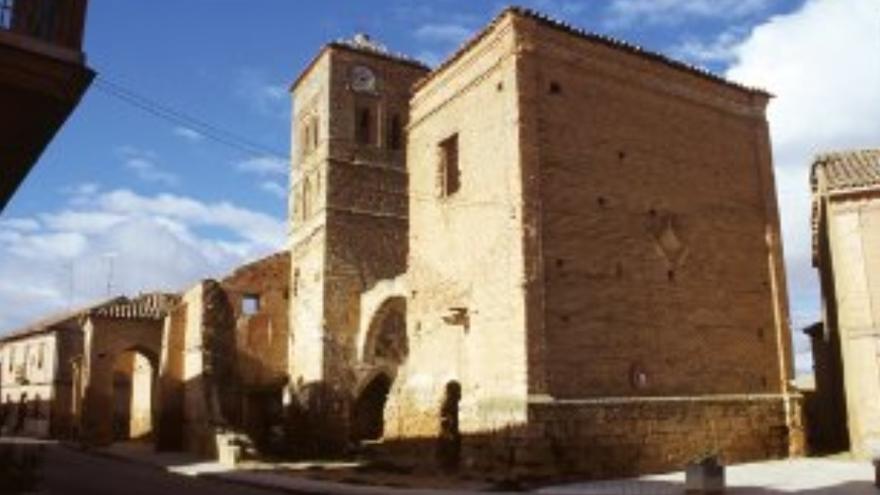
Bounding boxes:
[2,0,879,374]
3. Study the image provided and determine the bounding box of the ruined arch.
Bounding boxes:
[110,346,158,442]
[362,296,407,368]
[350,295,408,442]
[350,373,392,441]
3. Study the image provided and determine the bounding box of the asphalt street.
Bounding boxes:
[0,438,298,495]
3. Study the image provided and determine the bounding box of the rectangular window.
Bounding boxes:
[242,294,260,315]
[439,133,460,197]
[356,106,373,145]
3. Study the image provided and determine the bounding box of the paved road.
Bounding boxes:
[1,438,298,495]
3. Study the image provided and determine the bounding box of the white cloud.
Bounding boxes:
[235,69,289,118]
[723,0,880,371]
[0,217,41,232]
[173,126,203,142]
[118,147,180,186]
[414,23,472,45]
[259,181,287,200]
[606,0,773,27]
[236,156,288,176]
[0,188,285,334]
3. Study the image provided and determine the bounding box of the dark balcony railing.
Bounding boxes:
[0,0,87,51]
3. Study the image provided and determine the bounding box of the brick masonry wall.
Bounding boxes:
[289,45,427,448]
[516,15,792,399]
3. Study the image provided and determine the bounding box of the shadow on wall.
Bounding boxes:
[0,396,52,439]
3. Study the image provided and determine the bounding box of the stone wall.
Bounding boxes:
[288,44,428,450]
[158,252,290,457]
[80,316,163,445]
[396,15,530,439]
[511,396,795,478]
[823,194,880,457]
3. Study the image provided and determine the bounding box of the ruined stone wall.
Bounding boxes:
[157,297,188,450]
[224,252,290,389]
[169,281,238,456]
[80,316,163,445]
[825,195,880,458]
[394,17,530,439]
[515,16,792,399]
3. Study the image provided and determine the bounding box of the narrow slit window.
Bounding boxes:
[439,133,460,197]
[388,114,402,150]
[311,115,319,150]
[356,106,372,145]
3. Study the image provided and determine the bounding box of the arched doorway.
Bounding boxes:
[351,297,408,443]
[351,373,391,441]
[437,381,461,470]
[111,349,156,442]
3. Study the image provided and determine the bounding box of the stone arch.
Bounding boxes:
[361,297,407,368]
[356,275,408,364]
[110,347,157,442]
[350,288,409,443]
[81,316,165,446]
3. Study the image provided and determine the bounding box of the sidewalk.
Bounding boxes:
[86,443,879,495]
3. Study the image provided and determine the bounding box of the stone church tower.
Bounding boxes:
[287,35,428,447]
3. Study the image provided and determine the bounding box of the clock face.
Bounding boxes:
[351,65,377,92]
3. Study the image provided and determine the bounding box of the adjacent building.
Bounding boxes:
[0,0,94,211]
[810,148,880,458]
[0,306,85,437]
[0,293,175,442]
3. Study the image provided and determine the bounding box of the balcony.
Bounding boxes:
[1,0,87,54]
[0,0,94,211]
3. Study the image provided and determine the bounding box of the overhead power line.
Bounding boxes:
[93,75,289,160]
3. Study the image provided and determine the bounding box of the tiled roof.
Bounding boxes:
[810,148,880,266]
[812,149,880,194]
[413,6,770,96]
[0,293,179,343]
[0,297,124,343]
[89,292,179,320]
